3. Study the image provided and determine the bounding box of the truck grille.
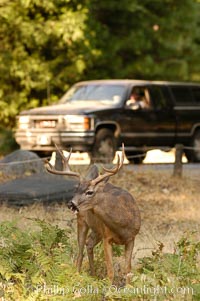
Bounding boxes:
[34,120,57,128]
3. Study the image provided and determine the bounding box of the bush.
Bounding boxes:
[0,127,19,156]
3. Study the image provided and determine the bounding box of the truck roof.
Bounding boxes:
[74,79,200,87]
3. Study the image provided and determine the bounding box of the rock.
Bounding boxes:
[0,150,45,177]
[0,172,77,206]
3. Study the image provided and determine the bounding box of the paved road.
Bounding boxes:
[126,162,199,177]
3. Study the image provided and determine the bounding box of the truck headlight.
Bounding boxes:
[65,115,92,131]
[18,116,30,129]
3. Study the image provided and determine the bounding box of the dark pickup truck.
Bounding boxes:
[15,79,200,163]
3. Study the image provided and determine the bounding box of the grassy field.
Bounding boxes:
[0,167,199,300]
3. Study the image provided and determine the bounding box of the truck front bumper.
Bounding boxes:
[15,129,95,152]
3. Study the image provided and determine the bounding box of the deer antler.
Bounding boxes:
[91,143,125,186]
[45,144,80,178]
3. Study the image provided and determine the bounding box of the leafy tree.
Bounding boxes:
[0,0,89,127]
[84,0,200,81]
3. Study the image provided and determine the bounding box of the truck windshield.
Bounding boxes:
[59,84,126,104]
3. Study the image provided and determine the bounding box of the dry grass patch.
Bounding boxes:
[0,168,199,258]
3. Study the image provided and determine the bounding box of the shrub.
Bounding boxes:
[0,221,199,300]
[0,127,19,156]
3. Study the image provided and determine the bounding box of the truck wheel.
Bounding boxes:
[185,130,200,162]
[125,151,146,164]
[33,151,52,158]
[91,129,116,163]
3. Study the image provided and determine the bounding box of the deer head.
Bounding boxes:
[46,144,124,212]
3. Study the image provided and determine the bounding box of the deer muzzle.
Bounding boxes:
[68,200,79,213]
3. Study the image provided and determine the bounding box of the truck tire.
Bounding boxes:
[185,130,200,162]
[91,129,116,163]
[125,151,146,164]
[33,151,52,158]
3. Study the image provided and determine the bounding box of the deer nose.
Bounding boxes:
[68,200,79,212]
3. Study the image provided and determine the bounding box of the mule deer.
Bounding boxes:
[46,144,141,284]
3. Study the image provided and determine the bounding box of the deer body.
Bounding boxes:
[76,183,140,243]
[46,145,141,284]
[72,179,141,283]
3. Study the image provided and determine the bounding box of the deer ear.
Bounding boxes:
[85,165,99,180]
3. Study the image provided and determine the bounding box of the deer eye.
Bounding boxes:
[85,190,94,196]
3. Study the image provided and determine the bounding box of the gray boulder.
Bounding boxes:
[0,150,45,177]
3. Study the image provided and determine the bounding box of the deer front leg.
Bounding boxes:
[103,238,114,283]
[86,231,101,276]
[76,217,89,272]
[125,240,135,284]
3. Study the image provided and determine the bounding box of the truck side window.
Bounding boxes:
[192,87,200,104]
[149,86,168,109]
[126,86,150,109]
[170,86,194,106]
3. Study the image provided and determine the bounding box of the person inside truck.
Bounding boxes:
[126,87,149,109]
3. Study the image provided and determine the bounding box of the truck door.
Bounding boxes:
[118,85,176,148]
[148,85,176,146]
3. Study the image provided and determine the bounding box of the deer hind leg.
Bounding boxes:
[76,219,89,272]
[125,240,135,284]
[86,231,101,276]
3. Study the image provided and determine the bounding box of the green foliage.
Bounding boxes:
[0,0,200,127]
[134,235,200,300]
[0,127,19,156]
[0,219,108,300]
[0,0,89,127]
[85,0,200,81]
[0,220,199,301]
